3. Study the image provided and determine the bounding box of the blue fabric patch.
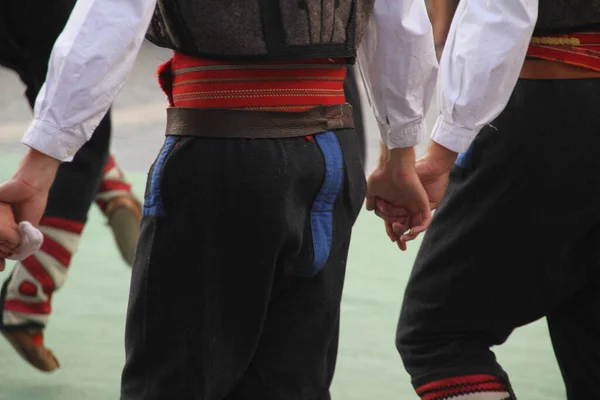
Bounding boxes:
[455,141,476,169]
[143,136,178,217]
[302,131,344,278]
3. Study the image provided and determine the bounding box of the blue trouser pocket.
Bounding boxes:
[143,136,179,217]
[299,131,344,278]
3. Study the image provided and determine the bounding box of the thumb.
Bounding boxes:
[0,180,30,203]
[0,179,47,226]
[365,195,376,211]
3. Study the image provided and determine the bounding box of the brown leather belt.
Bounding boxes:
[165,104,354,139]
[520,59,600,79]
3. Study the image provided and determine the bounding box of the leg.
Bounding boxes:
[121,128,365,399]
[396,79,600,399]
[1,115,111,371]
[546,266,600,398]
[3,0,141,263]
[0,0,132,372]
[226,130,365,399]
[95,155,142,266]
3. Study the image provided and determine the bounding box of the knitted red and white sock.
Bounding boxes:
[2,217,83,328]
[95,155,133,214]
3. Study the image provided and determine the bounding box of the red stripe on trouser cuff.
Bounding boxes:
[3,299,51,315]
[420,383,508,400]
[21,256,55,294]
[416,375,506,400]
[40,236,72,267]
[39,216,84,235]
[416,374,501,393]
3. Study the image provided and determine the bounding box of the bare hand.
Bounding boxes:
[366,149,432,250]
[0,203,20,271]
[414,157,450,210]
[0,149,60,268]
[379,141,457,238]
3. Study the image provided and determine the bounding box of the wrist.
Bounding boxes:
[15,149,61,192]
[378,143,389,166]
[385,147,417,178]
[424,141,458,175]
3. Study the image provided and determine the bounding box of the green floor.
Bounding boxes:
[0,153,565,399]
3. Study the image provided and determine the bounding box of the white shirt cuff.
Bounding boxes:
[380,119,425,149]
[21,120,83,162]
[430,117,478,153]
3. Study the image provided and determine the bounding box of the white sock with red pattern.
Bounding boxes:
[95,155,133,213]
[2,217,83,328]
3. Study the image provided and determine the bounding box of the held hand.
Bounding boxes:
[0,149,59,269]
[366,148,432,251]
[0,203,21,271]
[380,141,457,238]
[413,157,450,211]
[0,149,60,225]
[416,140,457,209]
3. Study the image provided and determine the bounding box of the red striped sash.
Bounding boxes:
[527,32,600,72]
[158,52,347,112]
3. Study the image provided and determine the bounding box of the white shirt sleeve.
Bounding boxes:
[21,0,158,162]
[356,0,438,149]
[432,0,538,153]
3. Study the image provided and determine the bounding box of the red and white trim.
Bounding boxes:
[416,374,511,400]
[95,155,133,212]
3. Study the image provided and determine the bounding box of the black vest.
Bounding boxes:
[145,0,375,63]
[535,0,600,34]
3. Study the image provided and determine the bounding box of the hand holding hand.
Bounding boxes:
[0,149,59,269]
[0,202,21,269]
[366,147,432,250]
[380,141,457,238]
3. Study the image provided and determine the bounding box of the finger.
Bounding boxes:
[0,181,27,203]
[401,212,430,243]
[0,243,15,255]
[0,249,13,265]
[397,239,407,251]
[376,199,410,218]
[384,221,398,242]
[0,227,21,251]
[385,215,407,226]
[14,199,46,228]
[365,195,376,211]
[391,220,409,236]
[401,214,423,243]
[422,203,433,229]
[375,211,409,236]
[392,222,410,238]
[374,209,389,221]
